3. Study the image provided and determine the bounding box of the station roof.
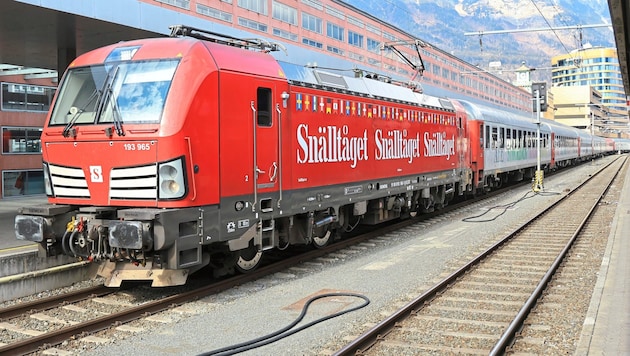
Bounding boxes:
[608,0,629,96]
[0,1,156,77]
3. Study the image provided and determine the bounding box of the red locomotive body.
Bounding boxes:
[15,26,613,286]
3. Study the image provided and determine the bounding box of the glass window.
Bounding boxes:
[272,1,297,25]
[273,28,298,42]
[238,0,267,15]
[2,127,42,154]
[238,18,267,32]
[367,38,380,53]
[327,45,344,56]
[348,30,363,48]
[301,0,322,11]
[327,22,344,41]
[2,170,45,197]
[257,88,272,127]
[49,59,179,126]
[1,82,56,112]
[325,5,344,19]
[154,0,189,9]
[302,12,322,33]
[302,37,323,49]
[197,4,232,22]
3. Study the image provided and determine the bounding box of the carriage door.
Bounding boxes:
[253,85,280,213]
[550,132,556,168]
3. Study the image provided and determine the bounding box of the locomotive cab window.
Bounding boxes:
[257,87,272,127]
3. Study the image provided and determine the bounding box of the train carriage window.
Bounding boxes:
[491,127,498,148]
[485,125,490,149]
[500,127,505,148]
[518,130,523,148]
[257,87,272,127]
[526,132,531,148]
[506,128,512,149]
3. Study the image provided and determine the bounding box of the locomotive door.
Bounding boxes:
[253,84,280,212]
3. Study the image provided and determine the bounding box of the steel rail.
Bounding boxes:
[489,156,627,355]
[334,156,623,356]
[0,284,112,321]
[0,163,566,355]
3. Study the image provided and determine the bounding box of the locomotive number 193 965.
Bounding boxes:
[124,143,151,151]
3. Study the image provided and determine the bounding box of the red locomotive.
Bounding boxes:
[14,26,613,286]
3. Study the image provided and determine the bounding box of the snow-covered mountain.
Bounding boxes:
[345,0,615,82]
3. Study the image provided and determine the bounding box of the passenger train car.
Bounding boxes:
[14,26,616,286]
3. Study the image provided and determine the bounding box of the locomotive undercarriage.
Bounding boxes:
[223,182,459,275]
[15,181,460,286]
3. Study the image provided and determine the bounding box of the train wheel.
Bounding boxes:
[312,230,331,249]
[235,244,262,273]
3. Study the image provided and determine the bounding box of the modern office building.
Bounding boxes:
[551,46,629,136]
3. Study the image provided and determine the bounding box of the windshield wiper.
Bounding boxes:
[109,88,125,136]
[62,88,102,137]
[98,66,125,136]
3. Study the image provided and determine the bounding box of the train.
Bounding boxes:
[14,25,620,287]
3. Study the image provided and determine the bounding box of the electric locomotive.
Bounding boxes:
[15,26,470,286]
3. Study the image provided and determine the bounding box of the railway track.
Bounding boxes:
[335,156,627,355]
[0,211,442,355]
[0,160,609,355]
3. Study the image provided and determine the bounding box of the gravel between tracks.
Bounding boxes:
[21,157,619,356]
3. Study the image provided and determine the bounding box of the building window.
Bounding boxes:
[272,1,297,25]
[366,24,381,35]
[327,22,344,41]
[273,28,298,41]
[2,127,42,154]
[2,169,44,197]
[347,15,364,28]
[301,0,323,11]
[1,82,55,112]
[238,17,267,32]
[325,5,345,20]
[348,51,364,62]
[367,38,380,53]
[348,30,363,48]
[302,37,323,49]
[154,0,189,9]
[302,12,322,34]
[197,4,232,22]
[327,45,344,56]
[238,0,267,15]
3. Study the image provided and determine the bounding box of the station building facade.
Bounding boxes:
[148,0,531,111]
[0,74,55,198]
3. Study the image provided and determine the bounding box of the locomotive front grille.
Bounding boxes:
[110,164,158,200]
[49,164,91,198]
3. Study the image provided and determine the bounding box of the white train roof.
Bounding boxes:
[278,61,454,112]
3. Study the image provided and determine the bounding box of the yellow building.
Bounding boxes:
[551,46,629,137]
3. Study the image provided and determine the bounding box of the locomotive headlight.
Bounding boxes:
[43,162,54,197]
[158,157,186,199]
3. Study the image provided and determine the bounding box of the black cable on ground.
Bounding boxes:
[462,189,559,223]
[198,292,370,356]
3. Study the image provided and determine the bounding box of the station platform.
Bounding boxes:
[0,170,629,353]
[0,195,43,252]
[576,164,630,355]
